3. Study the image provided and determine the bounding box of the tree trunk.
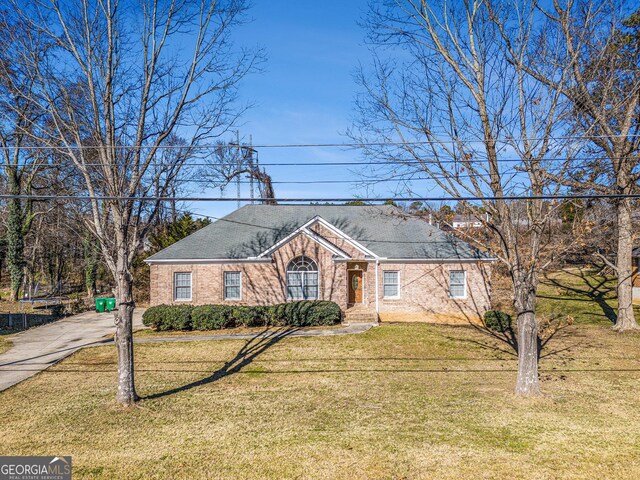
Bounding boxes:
[7,196,24,303]
[114,268,138,405]
[514,278,541,396]
[84,236,98,299]
[614,198,639,331]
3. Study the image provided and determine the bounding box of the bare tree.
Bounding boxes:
[352,0,574,395]
[14,0,261,405]
[0,13,48,301]
[83,232,99,298]
[515,1,640,331]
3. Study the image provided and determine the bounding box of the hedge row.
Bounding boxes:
[142,301,342,331]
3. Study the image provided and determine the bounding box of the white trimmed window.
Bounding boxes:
[383,271,400,298]
[174,272,192,301]
[224,271,242,300]
[449,270,467,298]
[287,256,319,300]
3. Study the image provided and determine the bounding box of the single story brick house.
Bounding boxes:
[145,205,494,323]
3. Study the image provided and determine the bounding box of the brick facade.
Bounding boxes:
[370,262,491,323]
[149,230,491,322]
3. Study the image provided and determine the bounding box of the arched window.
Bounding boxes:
[287,256,319,300]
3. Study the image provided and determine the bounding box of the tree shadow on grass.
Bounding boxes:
[447,315,586,361]
[446,321,519,360]
[448,267,616,363]
[539,268,617,324]
[143,327,300,401]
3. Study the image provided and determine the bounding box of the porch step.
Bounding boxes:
[344,307,379,325]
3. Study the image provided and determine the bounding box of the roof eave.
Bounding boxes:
[377,257,498,263]
[144,257,274,265]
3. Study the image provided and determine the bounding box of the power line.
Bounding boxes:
[4,156,634,169]
[0,193,636,202]
[3,133,640,150]
[185,163,612,185]
[188,174,514,185]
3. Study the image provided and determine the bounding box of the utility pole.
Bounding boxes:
[236,129,241,209]
[249,135,254,204]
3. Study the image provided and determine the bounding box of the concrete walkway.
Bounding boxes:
[0,310,373,392]
[0,310,145,392]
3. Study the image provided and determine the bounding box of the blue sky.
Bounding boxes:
[191,0,375,218]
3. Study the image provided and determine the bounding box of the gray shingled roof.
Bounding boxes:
[145,205,491,262]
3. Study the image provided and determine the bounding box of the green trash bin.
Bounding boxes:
[105,298,116,312]
[95,298,106,313]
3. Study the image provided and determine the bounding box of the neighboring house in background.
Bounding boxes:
[145,205,494,323]
[451,213,490,229]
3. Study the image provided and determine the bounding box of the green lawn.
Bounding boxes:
[133,324,339,338]
[2,318,640,479]
[1,268,639,479]
[537,267,626,325]
[489,266,637,326]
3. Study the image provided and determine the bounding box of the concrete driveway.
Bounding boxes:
[0,309,145,392]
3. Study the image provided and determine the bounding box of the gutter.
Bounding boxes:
[146,256,497,266]
[376,258,498,263]
[144,257,274,265]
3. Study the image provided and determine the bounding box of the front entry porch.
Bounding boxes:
[343,304,378,325]
[344,262,378,325]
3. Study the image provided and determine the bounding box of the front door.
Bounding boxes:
[348,270,363,304]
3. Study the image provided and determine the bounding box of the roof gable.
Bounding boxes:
[255,220,354,259]
[255,216,378,259]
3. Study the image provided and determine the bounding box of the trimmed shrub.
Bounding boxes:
[268,303,288,326]
[142,304,167,328]
[303,301,342,326]
[484,310,512,333]
[231,306,261,327]
[191,305,234,330]
[268,301,341,327]
[143,304,193,330]
[142,301,341,331]
[165,304,193,330]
